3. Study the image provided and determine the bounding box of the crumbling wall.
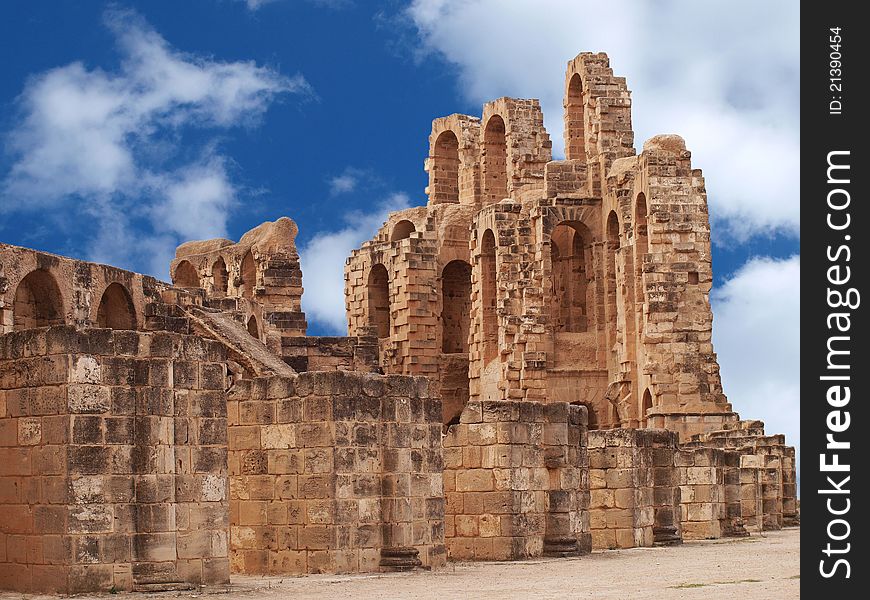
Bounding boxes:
[227,371,445,575]
[0,243,177,336]
[170,217,307,346]
[443,400,590,560]
[587,429,680,549]
[685,421,796,531]
[0,326,230,593]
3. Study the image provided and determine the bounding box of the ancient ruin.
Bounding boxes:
[0,52,797,593]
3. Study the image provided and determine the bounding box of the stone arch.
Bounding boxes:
[565,73,586,160]
[390,220,416,242]
[13,269,64,330]
[550,221,592,333]
[174,260,200,288]
[641,388,653,426]
[431,130,461,204]
[368,264,390,338]
[97,282,136,330]
[635,192,649,259]
[480,229,498,363]
[240,250,256,300]
[605,210,621,349]
[247,314,259,339]
[483,115,507,203]
[212,257,228,297]
[441,260,472,353]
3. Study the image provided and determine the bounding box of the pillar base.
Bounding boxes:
[380,547,423,571]
[652,526,683,546]
[542,536,582,558]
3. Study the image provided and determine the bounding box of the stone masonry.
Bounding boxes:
[0,51,797,594]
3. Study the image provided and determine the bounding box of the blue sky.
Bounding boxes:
[0,1,799,475]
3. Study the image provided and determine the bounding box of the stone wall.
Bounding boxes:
[227,371,445,575]
[280,334,379,374]
[443,400,590,560]
[0,326,230,593]
[587,429,681,549]
[0,243,178,336]
[676,447,728,540]
[685,422,797,531]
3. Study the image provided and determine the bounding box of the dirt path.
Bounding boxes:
[3,528,799,599]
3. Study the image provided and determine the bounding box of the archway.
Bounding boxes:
[368,264,390,338]
[483,115,507,203]
[551,221,591,333]
[390,220,416,242]
[240,251,256,300]
[441,260,472,353]
[247,315,259,339]
[606,211,621,346]
[212,257,228,297]
[431,130,460,204]
[565,73,586,160]
[97,283,136,330]
[13,269,64,330]
[481,229,498,363]
[641,388,653,426]
[635,193,649,258]
[174,261,200,288]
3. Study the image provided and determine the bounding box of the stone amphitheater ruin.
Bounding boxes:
[0,52,797,593]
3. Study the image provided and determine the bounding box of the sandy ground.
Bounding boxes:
[5,528,799,600]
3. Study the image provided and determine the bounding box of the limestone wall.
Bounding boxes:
[587,429,681,549]
[280,334,380,374]
[685,422,797,531]
[0,326,230,593]
[0,243,181,336]
[443,400,590,560]
[227,371,445,575]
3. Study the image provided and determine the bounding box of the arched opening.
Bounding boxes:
[240,251,256,300]
[441,260,472,353]
[635,193,649,258]
[174,261,200,288]
[565,73,586,160]
[13,269,64,330]
[481,229,498,363]
[247,315,259,339]
[390,220,416,242]
[483,115,507,203]
[96,283,136,330]
[641,388,653,426]
[606,211,621,346]
[212,257,228,297]
[431,130,460,204]
[367,264,390,338]
[551,221,591,333]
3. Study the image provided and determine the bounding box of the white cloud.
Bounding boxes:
[2,8,308,278]
[404,0,799,241]
[711,255,800,480]
[328,167,363,195]
[300,192,412,333]
[242,0,351,10]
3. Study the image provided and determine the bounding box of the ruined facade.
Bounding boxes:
[0,52,796,594]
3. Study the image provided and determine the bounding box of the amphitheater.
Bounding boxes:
[0,52,797,593]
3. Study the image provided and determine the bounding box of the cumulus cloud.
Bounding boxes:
[711,255,801,479]
[300,192,411,333]
[2,8,308,277]
[404,0,799,241]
